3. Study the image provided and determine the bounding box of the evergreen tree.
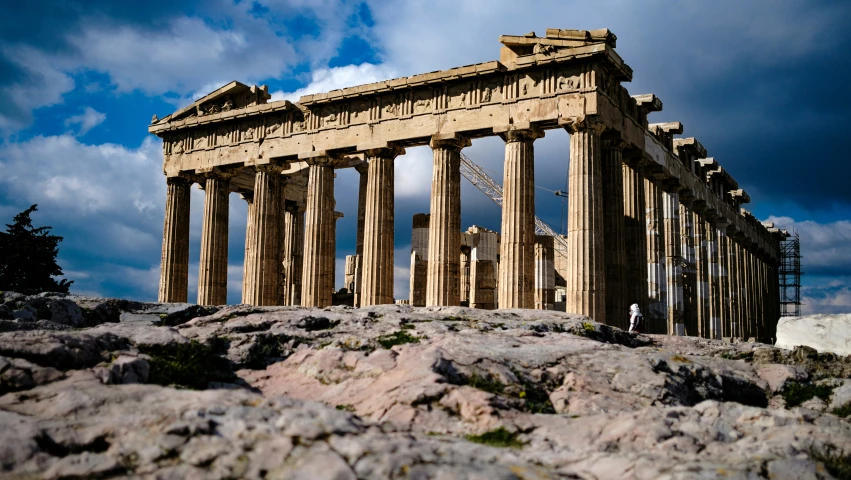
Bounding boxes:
[0,204,73,294]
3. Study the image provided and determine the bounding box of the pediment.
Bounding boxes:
[152,81,272,125]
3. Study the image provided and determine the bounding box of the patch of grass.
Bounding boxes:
[582,322,596,333]
[400,323,416,330]
[139,340,234,389]
[335,404,355,412]
[465,427,525,448]
[809,446,851,480]
[244,334,302,369]
[832,403,851,418]
[782,382,835,408]
[466,373,506,395]
[376,330,421,349]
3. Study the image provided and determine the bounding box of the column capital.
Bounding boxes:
[165,175,193,186]
[429,132,471,150]
[238,190,254,203]
[362,145,405,159]
[353,162,369,175]
[298,151,346,167]
[602,138,628,151]
[254,164,286,175]
[198,168,236,181]
[559,116,606,135]
[494,122,544,143]
[660,178,683,193]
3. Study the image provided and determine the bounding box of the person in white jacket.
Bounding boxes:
[628,304,643,334]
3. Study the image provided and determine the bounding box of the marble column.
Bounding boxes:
[535,235,555,310]
[715,220,730,338]
[301,159,335,307]
[409,213,430,306]
[756,250,766,341]
[679,199,697,336]
[693,208,709,338]
[159,177,191,303]
[426,134,468,306]
[602,139,628,328]
[706,217,721,339]
[198,171,233,306]
[460,247,472,306]
[469,226,498,310]
[623,160,648,317]
[351,163,369,306]
[740,242,752,339]
[496,125,542,309]
[361,147,402,306]
[564,121,605,321]
[663,186,683,335]
[728,233,741,338]
[241,192,255,304]
[281,207,304,306]
[244,166,284,306]
[645,175,667,333]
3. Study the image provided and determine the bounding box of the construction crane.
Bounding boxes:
[459,152,570,258]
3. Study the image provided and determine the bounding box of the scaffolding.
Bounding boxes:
[779,231,803,317]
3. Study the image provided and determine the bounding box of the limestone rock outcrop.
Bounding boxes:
[1,291,850,479]
[776,313,851,356]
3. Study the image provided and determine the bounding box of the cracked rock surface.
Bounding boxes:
[1,291,850,479]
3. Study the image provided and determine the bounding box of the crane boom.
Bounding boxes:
[458,152,570,258]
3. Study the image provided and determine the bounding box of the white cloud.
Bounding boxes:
[764,216,851,274]
[270,63,398,102]
[0,45,75,132]
[64,107,106,136]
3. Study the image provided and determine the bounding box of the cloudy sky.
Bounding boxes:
[1,0,849,314]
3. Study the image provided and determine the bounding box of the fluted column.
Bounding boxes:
[361,146,403,306]
[535,235,555,310]
[496,125,542,309]
[425,134,468,306]
[351,163,369,306]
[241,192,255,304]
[301,159,335,307]
[410,214,430,306]
[623,160,648,317]
[756,250,766,341]
[663,186,683,335]
[716,220,730,338]
[693,207,709,338]
[564,120,604,321]
[281,206,305,306]
[159,177,192,303]
[198,171,233,306]
[460,247,472,306]
[680,198,697,336]
[740,242,752,339]
[602,139,627,328]
[645,175,666,333]
[706,217,721,339]
[244,166,284,306]
[727,233,741,338]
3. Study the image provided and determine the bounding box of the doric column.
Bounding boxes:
[715,220,730,338]
[409,214,430,306]
[602,139,628,328]
[158,177,192,303]
[706,216,721,339]
[198,171,233,306]
[693,207,709,338]
[351,163,369,306]
[727,232,741,339]
[535,235,555,310]
[244,166,284,306]
[460,246,472,306]
[645,174,667,333]
[426,134,468,306]
[740,241,752,339]
[360,147,402,306]
[756,249,766,341]
[563,120,605,321]
[301,159,335,307]
[622,160,648,318]
[469,226,499,310]
[663,185,683,335]
[281,206,304,306]
[679,197,697,336]
[496,125,542,309]
[241,192,255,304]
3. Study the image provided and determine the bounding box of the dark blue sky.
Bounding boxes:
[1,0,849,313]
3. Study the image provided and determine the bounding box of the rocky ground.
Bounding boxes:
[2,291,851,479]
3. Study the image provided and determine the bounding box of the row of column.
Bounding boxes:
[158,121,780,340]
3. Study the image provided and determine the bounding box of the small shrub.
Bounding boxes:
[465,427,525,448]
[832,403,851,418]
[376,330,421,349]
[335,404,355,412]
[809,446,851,480]
[782,382,835,408]
[140,340,233,389]
[466,373,506,395]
